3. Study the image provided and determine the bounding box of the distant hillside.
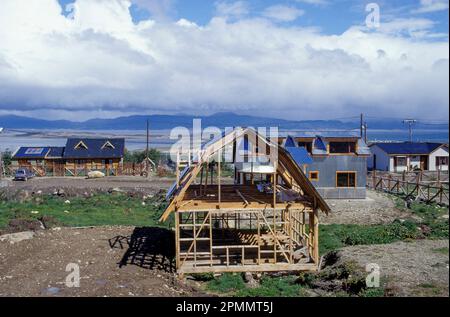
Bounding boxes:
[0,112,448,131]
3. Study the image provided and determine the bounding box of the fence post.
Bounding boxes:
[437,168,441,186]
[372,170,376,189]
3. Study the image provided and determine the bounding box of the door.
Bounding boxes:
[420,156,428,171]
[373,155,377,170]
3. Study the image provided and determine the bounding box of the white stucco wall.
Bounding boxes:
[429,146,449,171]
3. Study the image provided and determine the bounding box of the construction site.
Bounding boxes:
[161,128,330,275]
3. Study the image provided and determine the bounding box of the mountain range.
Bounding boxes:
[0,112,448,131]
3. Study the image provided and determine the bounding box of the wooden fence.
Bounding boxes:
[7,162,151,177]
[367,171,449,205]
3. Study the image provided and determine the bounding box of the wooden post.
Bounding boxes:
[257,211,261,265]
[218,152,221,209]
[176,152,180,189]
[373,170,376,188]
[313,208,319,265]
[209,212,213,267]
[193,212,197,268]
[199,165,204,196]
[204,162,209,195]
[175,212,180,270]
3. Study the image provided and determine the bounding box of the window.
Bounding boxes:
[75,141,88,150]
[329,142,356,154]
[336,172,356,188]
[436,156,449,167]
[395,156,407,166]
[24,148,44,155]
[298,142,313,153]
[102,141,115,149]
[309,171,319,181]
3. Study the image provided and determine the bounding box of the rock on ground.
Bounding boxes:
[0,231,35,244]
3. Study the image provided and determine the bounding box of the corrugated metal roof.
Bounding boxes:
[63,138,125,159]
[285,147,313,165]
[371,142,445,155]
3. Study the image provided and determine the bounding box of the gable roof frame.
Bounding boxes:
[160,128,330,222]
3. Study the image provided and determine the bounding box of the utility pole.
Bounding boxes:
[402,119,417,142]
[364,122,368,144]
[146,119,150,177]
[360,113,364,138]
[146,119,149,160]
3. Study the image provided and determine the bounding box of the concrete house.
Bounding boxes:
[368,142,449,172]
[277,132,371,199]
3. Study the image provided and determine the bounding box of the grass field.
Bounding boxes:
[0,193,170,229]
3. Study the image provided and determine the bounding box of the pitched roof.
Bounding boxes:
[160,127,330,222]
[13,147,51,159]
[63,138,125,159]
[285,147,313,165]
[371,142,446,155]
[47,147,65,158]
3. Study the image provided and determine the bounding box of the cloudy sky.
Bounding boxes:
[0,0,448,121]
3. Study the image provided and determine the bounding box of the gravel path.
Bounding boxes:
[322,190,418,225]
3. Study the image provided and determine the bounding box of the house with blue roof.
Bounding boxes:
[278,131,371,199]
[11,138,125,176]
[368,142,449,172]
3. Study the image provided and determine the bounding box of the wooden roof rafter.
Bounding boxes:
[160,128,330,222]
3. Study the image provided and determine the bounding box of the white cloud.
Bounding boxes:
[412,0,449,13]
[132,0,174,20]
[0,0,448,121]
[262,5,304,22]
[215,1,249,20]
[295,0,329,5]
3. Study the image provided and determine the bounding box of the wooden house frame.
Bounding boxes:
[161,128,330,275]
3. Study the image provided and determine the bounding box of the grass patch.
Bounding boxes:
[206,273,246,293]
[319,220,421,255]
[432,247,449,255]
[0,193,170,229]
[236,276,305,297]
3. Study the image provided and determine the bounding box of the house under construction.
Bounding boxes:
[160,128,330,275]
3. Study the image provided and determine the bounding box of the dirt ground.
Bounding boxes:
[322,190,419,225]
[1,177,448,297]
[338,239,449,297]
[0,226,204,297]
[1,176,174,193]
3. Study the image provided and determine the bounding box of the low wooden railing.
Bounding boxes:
[367,173,449,205]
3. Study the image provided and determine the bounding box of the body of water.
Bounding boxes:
[0,128,448,152]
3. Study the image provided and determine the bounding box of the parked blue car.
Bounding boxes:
[14,168,35,181]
